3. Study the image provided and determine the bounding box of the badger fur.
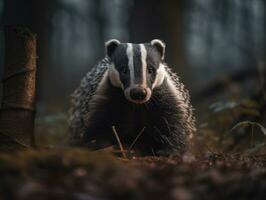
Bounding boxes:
[69,39,196,155]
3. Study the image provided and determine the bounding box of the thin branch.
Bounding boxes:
[129,127,146,151]
[111,126,127,158]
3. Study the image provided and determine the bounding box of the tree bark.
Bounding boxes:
[0,27,36,149]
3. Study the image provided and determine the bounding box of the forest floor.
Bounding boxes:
[1,73,266,200]
[0,148,266,200]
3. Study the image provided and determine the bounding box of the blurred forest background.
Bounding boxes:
[0,0,265,146]
[1,2,266,199]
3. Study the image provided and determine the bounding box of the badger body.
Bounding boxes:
[69,39,196,155]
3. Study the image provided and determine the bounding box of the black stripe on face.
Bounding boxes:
[110,44,131,89]
[144,44,161,87]
[133,44,143,85]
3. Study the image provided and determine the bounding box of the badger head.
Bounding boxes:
[106,39,166,104]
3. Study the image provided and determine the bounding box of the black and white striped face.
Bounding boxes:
[106,39,166,104]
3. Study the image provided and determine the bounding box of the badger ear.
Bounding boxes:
[105,39,121,57]
[151,39,166,60]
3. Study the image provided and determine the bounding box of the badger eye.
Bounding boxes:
[148,66,155,74]
[122,67,128,74]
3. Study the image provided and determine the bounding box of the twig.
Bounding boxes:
[129,127,146,151]
[111,126,127,158]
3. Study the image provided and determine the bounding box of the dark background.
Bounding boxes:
[0,0,265,129]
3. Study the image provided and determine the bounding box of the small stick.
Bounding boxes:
[129,127,146,151]
[112,126,127,158]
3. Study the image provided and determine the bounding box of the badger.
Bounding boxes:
[69,39,196,155]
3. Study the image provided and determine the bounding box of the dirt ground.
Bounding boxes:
[0,148,266,200]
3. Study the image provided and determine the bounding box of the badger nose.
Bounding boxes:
[130,87,147,101]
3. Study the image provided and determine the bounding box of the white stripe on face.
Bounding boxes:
[139,44,147,87]
[126,43,134,86]
[152,63,165,89]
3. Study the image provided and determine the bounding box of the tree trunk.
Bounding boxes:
[0,27,36,150]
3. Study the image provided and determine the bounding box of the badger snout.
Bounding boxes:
[130,87,147,101]
[124,86,152,104]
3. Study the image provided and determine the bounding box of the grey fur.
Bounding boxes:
[69,58,110,141]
